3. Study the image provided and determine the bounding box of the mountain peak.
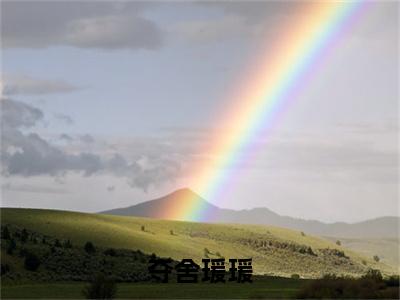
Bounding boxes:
[167,187,200,199]
[101,188,214,221]
[156,188,209,208]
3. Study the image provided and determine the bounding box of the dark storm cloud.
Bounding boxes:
[2,1,163,50]
[1,99,181,191]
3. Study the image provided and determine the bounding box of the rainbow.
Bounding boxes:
[162,1,367,221]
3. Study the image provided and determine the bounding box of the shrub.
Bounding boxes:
[82,273,117,299]
[20,229,29,243]
[336,240,341,246]
[373,255,380,262]
[385,275,399,287]
[1,264,10,275]
[291,274,300,279]
[362,269,383,282]
[64,239,72,248]
[141,225,145,231]
[19,247,29,257]
[170,230,174,235]
[300,231,305,236]
[84,242,96,254]
[215,251,221,257]
[54,239,62,247]
[2,226,11,240]
[362,259,367,265]
[297,276,379,298]
[104,248,117,257]
[7,238,16,255]
[24,252,41,271]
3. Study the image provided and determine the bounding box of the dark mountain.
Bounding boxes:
[101,188,399,239]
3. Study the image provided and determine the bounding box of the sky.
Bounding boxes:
[1,1,398,223]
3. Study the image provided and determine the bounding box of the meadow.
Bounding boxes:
[1,276,303,299]
[1,207,395,278]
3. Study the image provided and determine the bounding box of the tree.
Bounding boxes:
[20,229,28,243]
[362,268,383,282]
[54,239,62,247]
[84,241,96,254]
[170,230,174,235]
[1,263,10,275]
[300,231,306,237]
[336,240,341,246]
[82,274,117,299]
[2,226,11,240]
[64,239,72,248]
[104,248,116,257]
[373,255,380,262]
[7,239,16,255]
[24,252,41,271]
[141,225,145,232]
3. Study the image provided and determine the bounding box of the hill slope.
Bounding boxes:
[324,236,399,268]
[1,208,396,278]
[101,188,399,239]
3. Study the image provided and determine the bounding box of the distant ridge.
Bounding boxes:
[101,188,399,239]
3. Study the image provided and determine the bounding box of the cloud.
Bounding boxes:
[54,113,74,125]
[171,1,303,44]
[2,1,163,50]
[64,14,163,50]
[2,182,68,195]
[1,75,81,96]
[159,125,398,185]
[59,134,73,142]
[172,1,398,46]
[80,134,95,144]
[1,97,44,128]
[1,98,182,191]
[173,15,252,44]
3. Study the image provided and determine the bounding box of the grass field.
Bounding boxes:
[1,277,304,299]
[324,236,400,270]
[1,207,395,278]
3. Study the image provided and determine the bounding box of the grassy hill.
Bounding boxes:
[324,236,399,269]
[1,208,396,278]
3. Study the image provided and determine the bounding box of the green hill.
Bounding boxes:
[1,208,396,278]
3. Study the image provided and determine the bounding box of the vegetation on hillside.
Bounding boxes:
[1,224,159,282]
[297,270,399,298]
[0,208,395,278]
